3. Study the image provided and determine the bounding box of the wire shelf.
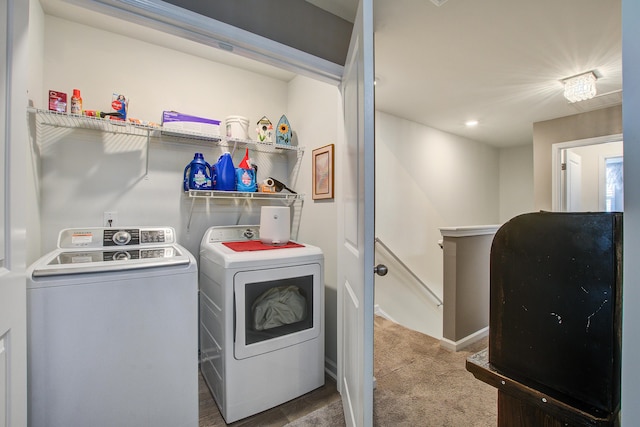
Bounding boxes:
[186,189,303,202]
[30,108,153,136]
[30,109,304,154]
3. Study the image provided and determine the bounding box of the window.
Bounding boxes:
[605,156,623,212]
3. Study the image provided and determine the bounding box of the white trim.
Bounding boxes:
[324,357,338,381]
[551,133,623,212]
[439,326,489,352]
[373,304,399,324]
[439,225,501,237]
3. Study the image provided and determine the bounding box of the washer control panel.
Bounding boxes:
[47,247,181,266]
[206,225,260,243]
[57,227,176,249]
[104,229,137,246]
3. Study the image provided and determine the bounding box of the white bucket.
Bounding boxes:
[225,115,249,139]
[260,206,290,245]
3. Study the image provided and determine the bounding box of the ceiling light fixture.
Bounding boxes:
[465,120,479,127]
[563,71,598,103]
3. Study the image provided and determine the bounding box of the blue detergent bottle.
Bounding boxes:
[213,152,236,191]
[236,148,257,192]
[183,153,214,191]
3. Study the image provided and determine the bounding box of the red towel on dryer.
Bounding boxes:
[222,240,304,252]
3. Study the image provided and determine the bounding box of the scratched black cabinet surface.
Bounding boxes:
[489,212,622,418]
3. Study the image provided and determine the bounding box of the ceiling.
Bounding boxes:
[312,0,622,148]
[370,0,622,147]
[40,0,622,148]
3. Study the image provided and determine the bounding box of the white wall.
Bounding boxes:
[622,0,640,424]
[286,75,341,370]
[37,16,292,258]
[499,144,534,223]
[374,111,501,338]
[41,17,291,132]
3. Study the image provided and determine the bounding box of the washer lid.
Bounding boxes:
[31,245,191,277]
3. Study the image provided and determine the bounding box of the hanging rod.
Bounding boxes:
[374,237,444,307]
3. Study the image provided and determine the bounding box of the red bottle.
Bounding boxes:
[70,89,82,114]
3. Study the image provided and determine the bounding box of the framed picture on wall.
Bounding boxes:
[312,144,334,200]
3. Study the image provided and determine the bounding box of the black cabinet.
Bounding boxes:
[489,212,622,419]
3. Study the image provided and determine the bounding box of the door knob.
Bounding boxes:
[374,264,388,276]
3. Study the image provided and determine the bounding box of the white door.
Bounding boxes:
[0,0,29,425]
[565,150,582,211]
[338,0,375,425]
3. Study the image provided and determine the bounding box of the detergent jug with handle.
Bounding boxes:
[235,148,257,192]
[183,153,214,191]
[213,152,236,191]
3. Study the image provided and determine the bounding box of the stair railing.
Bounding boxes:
[374,237,444,307]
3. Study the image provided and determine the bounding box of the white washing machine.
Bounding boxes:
[27,227,199,427]
[199,225,324,423]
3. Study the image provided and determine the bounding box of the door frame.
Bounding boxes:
[551,133,623,211]
[1,0,30,424]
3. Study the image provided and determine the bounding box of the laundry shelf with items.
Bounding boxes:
[30,108,304,155]
[30,108,306,234]
[182,135,305,230]
[30,107,158,176]
[186,189,303,203]
[184,190,305,234]
[161,132,303,155]
[30,107,153,137]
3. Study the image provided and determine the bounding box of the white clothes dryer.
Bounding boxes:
[199,225,324,423]
[27,227,198,427]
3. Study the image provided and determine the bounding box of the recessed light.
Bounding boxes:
[465,120,479,127]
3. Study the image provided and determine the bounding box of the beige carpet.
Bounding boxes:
[288,316,497,426]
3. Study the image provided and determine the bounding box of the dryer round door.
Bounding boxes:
[233,263,322,359]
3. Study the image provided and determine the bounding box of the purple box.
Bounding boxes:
[162,111,221,136]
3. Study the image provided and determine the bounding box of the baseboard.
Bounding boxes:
[324,357,338,381]
[373,304,398,324]
[440,326,489,352]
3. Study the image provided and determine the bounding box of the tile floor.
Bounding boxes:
[198,372,341,427]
